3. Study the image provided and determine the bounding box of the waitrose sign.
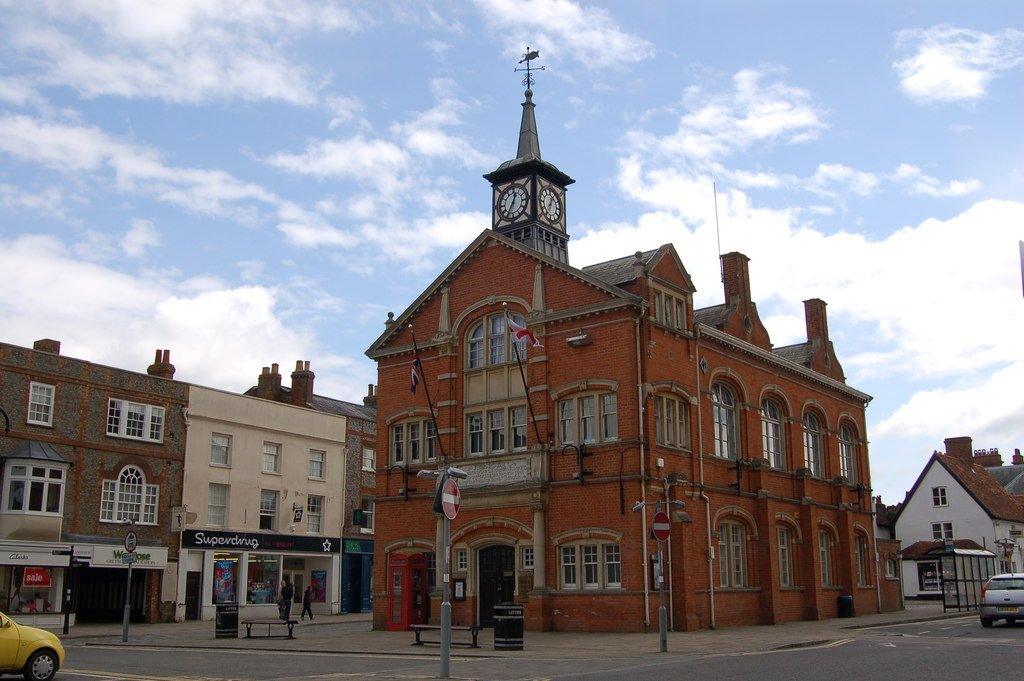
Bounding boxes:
[91,545,168,569]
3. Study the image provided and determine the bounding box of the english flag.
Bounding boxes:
[410,355,423,394]
[508,317,542,348]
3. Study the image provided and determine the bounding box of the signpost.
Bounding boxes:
[633,500,682,653]
[122,525,137,643]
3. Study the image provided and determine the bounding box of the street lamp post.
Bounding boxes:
[633,498,684,653]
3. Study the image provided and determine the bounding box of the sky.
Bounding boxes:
[0,0,1021,503]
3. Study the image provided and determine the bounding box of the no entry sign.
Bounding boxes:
[441,477,461,520]
[652,511,671,542]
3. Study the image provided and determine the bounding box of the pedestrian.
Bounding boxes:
[279,577,294,621]
[301,585,314,620]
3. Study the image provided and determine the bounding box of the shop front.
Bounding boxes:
[0,540,71,628]
[341,538,373,614]
[179,530,341,621]
[74,543,169,623]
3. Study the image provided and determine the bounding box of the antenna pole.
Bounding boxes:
[713,181,723,283]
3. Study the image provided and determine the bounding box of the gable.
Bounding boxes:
[648,245,696,293]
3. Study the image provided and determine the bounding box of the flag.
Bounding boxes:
[410,355,423,394]
[508,317,542,348]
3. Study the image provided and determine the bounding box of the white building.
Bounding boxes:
[894,436,1024,599]
[175,384,346,621]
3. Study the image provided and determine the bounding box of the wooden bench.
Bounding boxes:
[411,624,481,648]
[242,619,298,639]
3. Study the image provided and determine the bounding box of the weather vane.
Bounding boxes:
[514,46,544,90]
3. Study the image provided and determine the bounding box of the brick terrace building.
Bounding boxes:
[366,88,879,632]
[0,341,186,625]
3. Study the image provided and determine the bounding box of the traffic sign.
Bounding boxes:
[441,478,461,520]
[122,553,136,565]
[652,511,671,542]
[124,530,138,554]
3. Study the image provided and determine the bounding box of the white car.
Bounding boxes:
[980,573,1024,627]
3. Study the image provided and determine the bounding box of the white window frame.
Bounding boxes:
[559,542,622,590]
[855,534,869,587]
[557,393,618,446]
[391,420,438,465]
[711,384,738,460]
[455,548,468,572]
[259,489,278,531]
[803,413,824,477]
[100,465,158,525]
[307,494,324,534]
[2,461,65,516]
[652,288,687,331]
[885,558,897,579]
[839,424,857,482]
[932,522,953,540]
[718,521,747,588]
[521,546,534,570]
[362,447,376,472]
[467,313,527,370]
[207,483,228,527]
[655,394,689,449]
[262,441,281,474]
[210,433,231,467]
[27,382,55,426]
[778,526,793,587]
[603,544,621,587]
[106,398,165,443]
[932,486,947,507]
[560,545,578,589]
[468,413,484,455]
[308,449,326,480]
[761,399,784,469]
[819,530,834,587]
[360,497,374,534]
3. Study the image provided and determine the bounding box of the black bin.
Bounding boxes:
[493,603,524,650]
[215,601,239,638]
[837,595,855,618]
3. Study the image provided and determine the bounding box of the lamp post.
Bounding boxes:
[632,498,684,652]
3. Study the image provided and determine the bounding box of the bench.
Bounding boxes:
[411,624,481,648]
[242,619,298,639]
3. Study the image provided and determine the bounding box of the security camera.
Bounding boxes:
[632,500,645,512]
[448,467,469,480]
[417,469,439,478]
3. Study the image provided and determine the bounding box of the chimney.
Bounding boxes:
[256,363,282,399]
[944,436,973,462]
[803,298,830,346]
[721,252,752,305]
[1013,449,1023,466]
[290,360,314,408]
[146,349,175,380]
[32,339,61,354]
[363,383,377,409]
[973,447,1003,468]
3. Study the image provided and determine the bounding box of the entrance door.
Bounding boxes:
[346,555,363,613]
[288,573,304,604]
[477,545,515,627]
[184,571,202,620]
[76,568,147,623]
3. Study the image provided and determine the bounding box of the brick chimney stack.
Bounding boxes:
[1013,449,1023,466]
[973,447,1003,468]
[146,349,175,379]
[363,383,377,408]
[256,363,282,399]
[721,252,752,305]
[33,339,61,354]
[290,360,314,408]
[944,436,973,462]
[803,298,830,347]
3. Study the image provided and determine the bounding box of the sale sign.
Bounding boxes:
[22,567,52,588]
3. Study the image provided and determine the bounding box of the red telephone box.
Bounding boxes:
[386,553,429,631]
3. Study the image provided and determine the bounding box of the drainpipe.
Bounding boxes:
[636,316,651,629]
[694,326,716,629]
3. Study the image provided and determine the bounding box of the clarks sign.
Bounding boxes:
[182,530,340,554]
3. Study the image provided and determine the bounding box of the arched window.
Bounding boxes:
[711,383,738,459]
[819,528,835,587]
[468,323,484,368]
[717,520,748,587]
[855,533,870,586]
[760,398,784,469]
[466,312,527,369]
[777,524,795,587]
[839,424,857,483]
[100,465,159,524]
[803,413,823,477]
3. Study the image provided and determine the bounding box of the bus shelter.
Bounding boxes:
[936,545,997,612]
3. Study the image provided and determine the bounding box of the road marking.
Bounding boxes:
[64,670,228,681]
[76,644,477,661]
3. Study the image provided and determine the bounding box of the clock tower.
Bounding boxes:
[484,84,574,263]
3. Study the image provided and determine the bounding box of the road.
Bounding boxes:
[57,616,1024,681]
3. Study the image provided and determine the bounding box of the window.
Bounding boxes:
[468,413,484,455]
[802,413,823,477]
[391,424,405,464]
[456,549,468,572]
[521,546,534,570]
[885,558,898,579]
[307,495,323,533]
[561,546,578,588]
[581,545,600,588]
[467,313,527,369]
[259,489,278,530]
[308,449,326,479]
[106,399,164,442]
[489,315,506,365]
[511,407,527,450]
[391,419,438,465]
[932,486,947,507]
[604,544,621,587]
[409,422,421,463]
[761,399,784,468]
[655,394,689,449]
[100,466,158,524]
[488,410,506,453]
[247,555,280,605]
[27,382,54,426]
[210,433,231,466]
[819,530,834,587]
[855,535,869,587]
[4,463,64,515]
[718,522,747,587]
[652,289,687,330]
[839,425,857,482]
[557,393,618,445]
[711,384,738,459]
[559,542,622,589]
[362,447,376,472]
[262,442,281,474]
[468,323,485,368]
[360,497,374,533]
[467,407,526,455]
[932,522,953,540]
[207,483,228,526]
[778,526,793,587]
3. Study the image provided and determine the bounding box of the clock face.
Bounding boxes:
[539,187,561,223]
[497,185,528,221]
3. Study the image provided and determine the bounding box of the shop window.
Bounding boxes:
[761,399,785,469]
[106,398,164,443]
[839,424,858,482]
[3,462,64,515]
[308,449,326,479]
[778,526,793,587]
[27,382,54,426]
[718,521,747,588]
[557,393,618,445]
[210,433,231,466]
[711,384,738,459]
[307,495,324,533]
[100,465,158,524]
[803,413,824,477]
[262,442,281,474]
[655,394,689,449]
[259,489,278,530]
[391,419,437,465]
[207,483,228,527]
[246,555,280,605]
[559,542,621,590]
[5,567,60,614]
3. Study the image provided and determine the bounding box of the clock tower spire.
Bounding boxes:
[484,48,574,263]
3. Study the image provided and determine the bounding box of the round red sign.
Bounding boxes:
[441,478,461,520]
[652,511,671,542]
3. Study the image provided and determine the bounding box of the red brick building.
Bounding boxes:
[366,88,879,632]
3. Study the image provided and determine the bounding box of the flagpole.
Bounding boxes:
[502,303,546,451]
[409,325,448,465]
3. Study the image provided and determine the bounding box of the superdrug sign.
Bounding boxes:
[182,530,341,554]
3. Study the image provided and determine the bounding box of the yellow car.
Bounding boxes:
[0,613,65,681]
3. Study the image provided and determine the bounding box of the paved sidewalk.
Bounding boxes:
[61,602,964,660]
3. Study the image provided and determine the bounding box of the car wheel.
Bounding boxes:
[23,649,58,681]
[981,618,994,627]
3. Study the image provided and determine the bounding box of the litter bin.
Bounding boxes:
[215,601,239,638]
[493,603,524,650]
[837,594,855,618]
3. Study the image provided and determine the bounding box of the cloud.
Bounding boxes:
[3,1,363,105]
[121,218,160,257]
[475,0,654,69]
[0,183,64,215]
[892,163,981,197]
[265,136,410,188]
[894,26,1024,103]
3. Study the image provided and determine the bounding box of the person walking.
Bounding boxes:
[279,578,294,621]
[301,585,314,620]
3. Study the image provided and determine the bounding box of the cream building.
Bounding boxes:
[176,385,346,621]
